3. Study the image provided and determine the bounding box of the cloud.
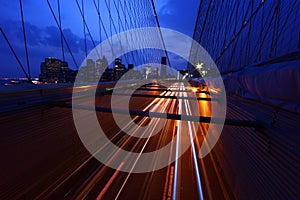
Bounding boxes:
[0,19,98,77]
[154,0,175,16]
[1,18,101,52]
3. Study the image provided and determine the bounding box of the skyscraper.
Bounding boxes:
[96,56,108,80]
[39,57,76,83]
[114,58,126,81]
[161,57,167,79]
[128,64,134,70]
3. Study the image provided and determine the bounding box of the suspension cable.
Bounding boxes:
[81,0,87,58]
[57,0,65,61]
[19,0,31,81]
[0,27,31,82]
[151,0,172,68]
[215,0,266,63]
[74,0,100,59]
[46,0,79,69]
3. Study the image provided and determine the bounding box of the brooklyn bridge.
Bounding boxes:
[0,0,299,199]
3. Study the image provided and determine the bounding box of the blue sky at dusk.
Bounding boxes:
[0,0,200,78]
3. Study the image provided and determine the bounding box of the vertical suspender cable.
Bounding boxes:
[57,0,65,61]
[92,0,114,58]
[150,0,172,68]
[82,0,87,58]
[19,0,32,82]
[97,0,102,56]
[46,0,79,69]
[75,0,101,59]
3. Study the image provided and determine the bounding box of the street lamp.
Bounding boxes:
[182,72,189,80]
[189,61,205,78]
[195,61,204,70]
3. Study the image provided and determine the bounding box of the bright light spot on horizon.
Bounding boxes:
[76,85,92,89]
[192,88,198,93]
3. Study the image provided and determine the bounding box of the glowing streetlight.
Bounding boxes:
[195,61,204,70]
[192,61,206,77]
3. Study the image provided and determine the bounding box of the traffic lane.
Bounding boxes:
[88,99,178,199]
[192,87,231,199]
[0,82,161,199]
[86,83,227,200]
[91,84,203,200]
[41,86,167,198]
[41,82,229,199]
[173,83,229,200]
[40,95,158,198]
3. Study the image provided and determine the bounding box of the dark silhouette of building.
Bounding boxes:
[161,57,167,79]
[66,69,78,83]
[98,58,142,81]
[114,58,126,81]
[114,58,122,66]
[128,64,134,70]
[101,68,114,82]
[39,57,77,83]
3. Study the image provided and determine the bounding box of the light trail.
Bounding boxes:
[113,90,175,200]
[96,162,124,200]
[172,83,182,200]
[183,83,204,200]
[39,83,212,199]
[41,87,168,199]
[162,93,177,200]
[80,101,165,199]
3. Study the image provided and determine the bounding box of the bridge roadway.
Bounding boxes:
[0,81,230,199]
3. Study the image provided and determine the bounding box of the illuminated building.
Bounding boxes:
[114,58,126,81]
[39,57,77,83]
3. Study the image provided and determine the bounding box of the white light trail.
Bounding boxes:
[172,83,181,200]
[183,85,204,200]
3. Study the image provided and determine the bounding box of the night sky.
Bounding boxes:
[0,0,199,78]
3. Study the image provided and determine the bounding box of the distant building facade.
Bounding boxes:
[99,58,141,81]
[39,57,77,83]
[96,56,108,79]
[40,56,142,83]
[78,59,96,82]
[161,57,167,79]
[101,68,114,82]
[128,64,134,70]
[114,58,126,81]
[151,67,159,79]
